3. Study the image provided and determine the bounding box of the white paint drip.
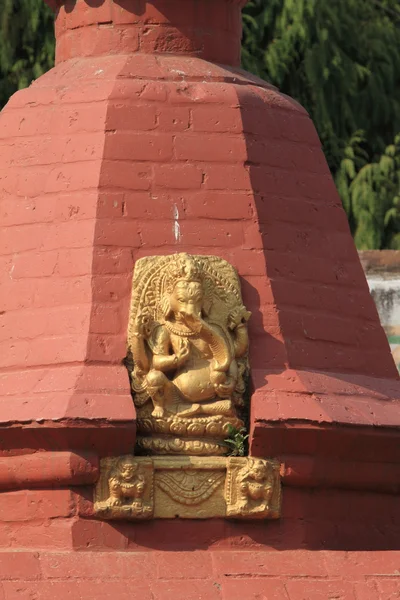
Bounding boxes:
[173,204,181,242]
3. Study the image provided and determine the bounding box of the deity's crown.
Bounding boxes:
[167,253,203,286]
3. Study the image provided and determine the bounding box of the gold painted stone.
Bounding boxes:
[225,457,281,519]
[94,456,281,520]
[94,456,154,520]
[127,253,251,455]
[153,456,227,519]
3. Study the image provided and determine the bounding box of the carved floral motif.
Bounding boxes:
[127,253,251,455]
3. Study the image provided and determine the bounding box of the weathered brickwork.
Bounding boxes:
[1,53,397,441]
[0,485,399,598]
[0,548,399,599]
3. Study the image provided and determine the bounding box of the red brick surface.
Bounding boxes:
[0,452,98,490]
[1,46,399,449]
[0,484,397,597]
[0,549,398,599]
[0,486,398,551]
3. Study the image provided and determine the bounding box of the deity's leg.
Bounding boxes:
[211,360,238,399]
[197,398,235,416]
[146,370,175,418]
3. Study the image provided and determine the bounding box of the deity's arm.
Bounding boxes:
[263,482,274,501]
[196,319,232,371]
[131,318,151,374]
[135,475,146,495]
[108,475,121,497]
[232,323,249,358]
[227,307,250,358]
[150,326,178,372]
[152,355,179,371]
[239,480,248,493]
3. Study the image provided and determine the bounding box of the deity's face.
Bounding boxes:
[251,462,269,482]
[170,280,203,319]
[119,459,138,481]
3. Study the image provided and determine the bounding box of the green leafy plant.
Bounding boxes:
[242,0,400,249]
[242,0,400,173]
[224,425,249,457]
[336,133,400,249]
[0,0,55,108]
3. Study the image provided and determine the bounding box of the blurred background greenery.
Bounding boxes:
[1,0,400,250]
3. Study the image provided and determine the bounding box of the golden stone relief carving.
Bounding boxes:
[97,254,282,520]
[127,253,250,456]
[94,456,281,520]
[156,469,225,506]
[225,458,281,519]
[94,456,153,519]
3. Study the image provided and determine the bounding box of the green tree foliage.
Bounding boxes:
[1,0,400,249]
[0,0,54,109]
[336,133,400,249]
[242,0,400,249]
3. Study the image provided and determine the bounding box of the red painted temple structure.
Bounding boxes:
[0,0,399,597]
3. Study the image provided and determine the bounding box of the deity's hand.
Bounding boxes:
[176,338,190,366]
[134,311,152,338]
[136,481,145,496]
[228,306,251,331]
[109,496,122,507]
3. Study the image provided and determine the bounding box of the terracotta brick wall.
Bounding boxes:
[0,549,399,599]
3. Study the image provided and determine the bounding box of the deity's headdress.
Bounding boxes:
[128,253,245,338]
[164,254,202,290]
[160,254,205,319]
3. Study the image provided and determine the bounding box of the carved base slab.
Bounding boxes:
[94,456,281,520]
[136,437,228,456]
[136,415,244,456]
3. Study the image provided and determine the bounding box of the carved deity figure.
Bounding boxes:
[225,457,278,518]
[236,459,274,515]
[107,456,146,508]
[127,254,251,455]
[94,456,153,519]
[94,456,281,521]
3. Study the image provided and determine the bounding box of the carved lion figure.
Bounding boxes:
[107,456,146,508]
[236,459,274,515]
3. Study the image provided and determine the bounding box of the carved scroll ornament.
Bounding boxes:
[127,253,251,456]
